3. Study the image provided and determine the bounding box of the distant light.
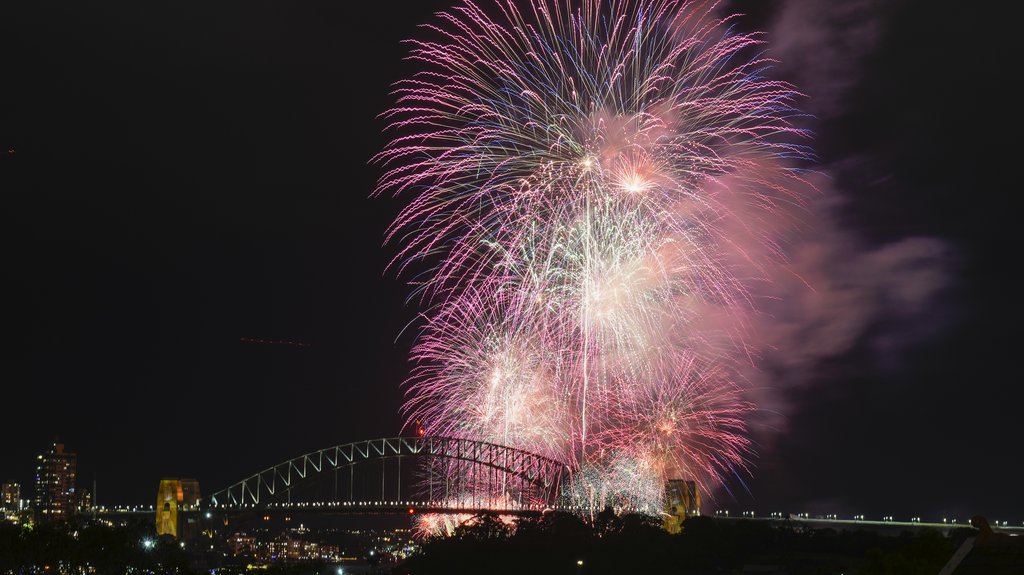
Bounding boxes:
[142,538,155,550]
[577,560,584,566]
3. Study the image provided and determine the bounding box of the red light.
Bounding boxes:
[417,428,425,436]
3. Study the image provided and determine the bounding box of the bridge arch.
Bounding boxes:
[208,437,567,511]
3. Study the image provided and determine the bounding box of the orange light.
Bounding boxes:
[408,507,415,515]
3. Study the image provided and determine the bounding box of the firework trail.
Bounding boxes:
[375,0,811,514]
[412,512,517,540]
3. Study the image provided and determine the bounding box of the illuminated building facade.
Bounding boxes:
[34,443,77,524]
[1,482,20,510]
[266,535,340,561]
[156,478,202,538]
[2,482,22,522]
[228,532,256,556]
[663,479,700,533]
[73,488,92,513]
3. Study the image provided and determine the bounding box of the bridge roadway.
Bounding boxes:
[84,501,582,518]
[716,515,1024,535]
[86,504,1024,535]
[91,435,1024,531]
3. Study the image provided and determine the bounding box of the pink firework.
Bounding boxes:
[375,0,811,512]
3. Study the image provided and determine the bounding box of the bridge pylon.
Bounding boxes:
[663,479,700,533]
[155,478,201,538]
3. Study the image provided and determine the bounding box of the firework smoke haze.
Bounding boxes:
[375,0,816,511]
[732,0,955,444]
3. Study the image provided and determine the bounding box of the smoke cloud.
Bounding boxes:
[769,0,886,119]
[736,0,955,437]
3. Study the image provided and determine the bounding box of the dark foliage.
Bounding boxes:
[0,518,196,574]
[395,514,965,575]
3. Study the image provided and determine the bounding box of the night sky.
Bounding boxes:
[3,1,1015,521]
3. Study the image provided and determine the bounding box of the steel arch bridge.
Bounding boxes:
[207,437,568,513]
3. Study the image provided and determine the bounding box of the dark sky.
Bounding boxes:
[3,1,1015,521]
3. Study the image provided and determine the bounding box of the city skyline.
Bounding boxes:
[2,0,1015,525]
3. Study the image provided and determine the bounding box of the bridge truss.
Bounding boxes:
[208,437,568,512]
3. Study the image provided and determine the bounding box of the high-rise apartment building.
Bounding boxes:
[1,482,20,511]
[35,443,77,523]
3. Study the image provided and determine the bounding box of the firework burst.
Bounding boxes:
[375,0,811,512]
